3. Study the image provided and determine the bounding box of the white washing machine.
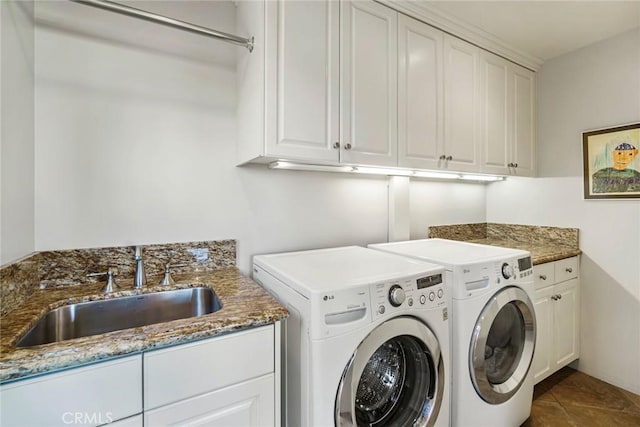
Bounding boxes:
[370,239,536,427]
[253,246,450,427]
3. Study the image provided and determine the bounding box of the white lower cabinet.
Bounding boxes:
[0,355,142,427]
[143,324,278,427]
[0,324,280,427]
[144,374,274,427]
[532,257,580,384]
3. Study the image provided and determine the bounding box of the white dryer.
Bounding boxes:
[253,246,450,427]
[370,239,536,427]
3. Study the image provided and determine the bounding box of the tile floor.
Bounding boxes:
[522,367,640,426]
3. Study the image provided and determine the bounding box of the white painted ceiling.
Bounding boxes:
[424,1,640,61]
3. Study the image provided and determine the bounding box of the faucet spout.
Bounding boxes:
[133,245,147,289]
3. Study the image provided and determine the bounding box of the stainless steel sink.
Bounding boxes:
[16,287,222,348]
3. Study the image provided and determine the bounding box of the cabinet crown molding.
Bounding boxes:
[381,0,544,71]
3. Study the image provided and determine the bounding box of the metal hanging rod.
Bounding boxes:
[69,0,254,52]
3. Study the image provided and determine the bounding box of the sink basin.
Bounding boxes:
[16,287,222,348]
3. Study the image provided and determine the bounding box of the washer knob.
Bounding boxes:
[388,285,406,307]
[501,263,513,279]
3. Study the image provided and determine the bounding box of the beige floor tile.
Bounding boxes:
[562,402,640,427]
[522,400,576,427]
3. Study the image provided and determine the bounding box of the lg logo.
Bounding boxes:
[323,295,335,301]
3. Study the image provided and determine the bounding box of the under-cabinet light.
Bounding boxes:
[351,166,414,177]
[460,174,506,182]
[268,161,505,182]
[413,171,461,180]
[268,161,355,173]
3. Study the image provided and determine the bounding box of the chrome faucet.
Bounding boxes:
[133,246,147,289]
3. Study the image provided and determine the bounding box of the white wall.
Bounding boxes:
[0,0,35,265]
[487,28,640,394]
[410,180,486,239]
[32,1,486,274]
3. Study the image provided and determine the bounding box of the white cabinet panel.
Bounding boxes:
[554,279,580,367]
[480,54,536,176]
[443,35,479,172]
[144,325,274,410]
[532,257,580,384]
[397,14,443,169]
[144,375,274,427]
[0,356,142,427]
[340,0,397,166]
[534,262,555,290]
[511,64,536,176]
[555,256,578,283]
[264,0,339,162]
[532,286,554,383]
[479,51,510,173]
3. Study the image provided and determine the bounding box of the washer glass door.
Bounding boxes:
[335,317,444,427]
[469,286,536,404]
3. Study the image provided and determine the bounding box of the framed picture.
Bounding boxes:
[582,123,640,199]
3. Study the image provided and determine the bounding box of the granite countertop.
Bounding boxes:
[463,238,582,265]
[0,267,288,383]
[428,223,582,265]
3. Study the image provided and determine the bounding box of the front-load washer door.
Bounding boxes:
[469,286,536,404]
[335,317,444,427]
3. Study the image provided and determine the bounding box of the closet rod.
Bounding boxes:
[69,0,254,52]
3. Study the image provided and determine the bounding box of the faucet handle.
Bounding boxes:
[87,268,120,293]
[159,263,187,286]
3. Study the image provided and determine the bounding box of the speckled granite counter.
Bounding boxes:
[0,268,288,383]
[428,223,581,265]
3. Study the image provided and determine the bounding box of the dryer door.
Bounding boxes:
[469,286,536,404]
[335,317,444,427]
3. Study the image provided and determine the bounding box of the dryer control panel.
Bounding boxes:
[371,272,447,319]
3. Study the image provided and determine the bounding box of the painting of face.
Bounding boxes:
[583,123,640,199]
[612,147,639,170]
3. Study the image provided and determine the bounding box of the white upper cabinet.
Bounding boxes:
[397,14,443,170]
[479,52,536,176]
[443,35,481,172]
[479,50,510,174]
[238,0,339,164]
[511,64,536,176]
[238,0,536,175]
[265,0,340,163]
[340,0,398,166]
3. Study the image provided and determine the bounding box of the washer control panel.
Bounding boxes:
[371,272,447,318]
[497,255,533,282]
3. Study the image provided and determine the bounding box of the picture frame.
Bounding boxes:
[582,123,640,199]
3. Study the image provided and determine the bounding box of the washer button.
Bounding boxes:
[408,298,414,306]
[437,289,444,299]
[429,292,435,301]
[419,294,426,304]
[378,305,385,315]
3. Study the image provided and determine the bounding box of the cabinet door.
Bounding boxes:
[0,356,142,427]
[532,286,554,384]
[264,0,339,162]
[510,63,536,176]
[144,325,274,410]
[443,35,480,172]
[397,14,443,170]
[144,374,275,427]
[340,0,397,166]
[554,278,580,368]
[478,50,510,175]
